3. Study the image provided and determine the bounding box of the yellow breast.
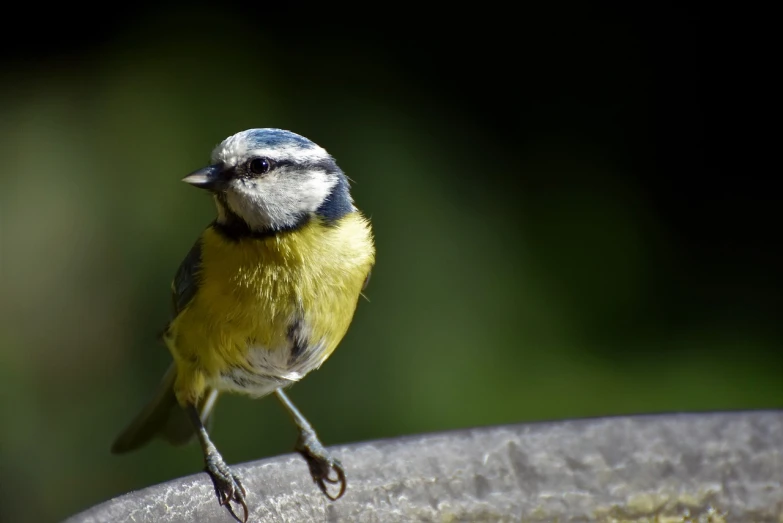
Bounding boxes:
[167,212,374,403]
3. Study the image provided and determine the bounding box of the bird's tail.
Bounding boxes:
[111,363,218,454]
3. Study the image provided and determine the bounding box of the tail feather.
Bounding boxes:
[111,364,218,453]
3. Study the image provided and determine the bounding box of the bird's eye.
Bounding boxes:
[248,158,271,175]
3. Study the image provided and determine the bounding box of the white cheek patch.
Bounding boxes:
[298,170,338,211]
[224,170,338,230]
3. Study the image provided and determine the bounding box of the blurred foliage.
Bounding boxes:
[0,6,780,523]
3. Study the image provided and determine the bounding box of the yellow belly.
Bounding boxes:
[166,212,374,404]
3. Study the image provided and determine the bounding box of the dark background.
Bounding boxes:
[1,5,779,522]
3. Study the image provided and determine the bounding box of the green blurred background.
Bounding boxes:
[0,5,779,522]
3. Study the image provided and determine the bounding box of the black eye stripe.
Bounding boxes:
[272,159,294,169]
[241,157,338,176]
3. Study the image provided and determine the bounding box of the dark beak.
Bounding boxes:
[182,163,226,191]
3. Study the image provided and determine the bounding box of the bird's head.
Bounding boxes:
[183,129,354,235]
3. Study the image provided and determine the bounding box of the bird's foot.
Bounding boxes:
[296,430,346,500]
[205,454,248,522]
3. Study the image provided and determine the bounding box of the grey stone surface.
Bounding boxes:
[66,411,783,522]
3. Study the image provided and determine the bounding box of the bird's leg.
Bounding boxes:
[187,405,248,522]
[275,388,347,500]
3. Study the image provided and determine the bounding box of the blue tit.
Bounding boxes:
[111,129,375,521]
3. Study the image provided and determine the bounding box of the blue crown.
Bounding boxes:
[243,129,317,150]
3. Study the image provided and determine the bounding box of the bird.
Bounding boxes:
[111,128,375,522]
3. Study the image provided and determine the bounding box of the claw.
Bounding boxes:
[296,435,347,500]
[320,461,347,501]
[205,458,249,522]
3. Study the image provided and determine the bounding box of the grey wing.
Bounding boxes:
[171,238,203,317]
